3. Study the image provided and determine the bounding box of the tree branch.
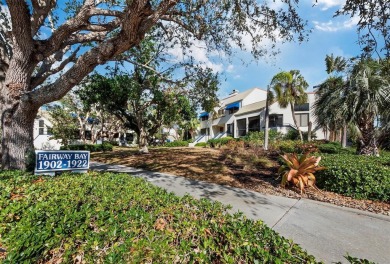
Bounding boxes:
[31,0,57,36]
[31,46,81,89]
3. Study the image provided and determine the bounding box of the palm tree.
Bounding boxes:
[313,76,346,143]
[314,54,349,147]
[270,70,309,142]
[343,59,390,155]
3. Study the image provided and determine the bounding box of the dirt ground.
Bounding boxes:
[91,147,390,216]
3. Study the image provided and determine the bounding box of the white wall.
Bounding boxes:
[33,116,62,150]
[242,88,267,106]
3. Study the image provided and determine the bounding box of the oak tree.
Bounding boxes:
[0,0,309,169]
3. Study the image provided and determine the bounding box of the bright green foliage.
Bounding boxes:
[163,141,189,147]
[284,129,316,141]
[272,140,299,153]
[60,143,113,152]
[318,142,342,154]
[0,172,318,263]
[208,137,236,148]
[270,70,309,142]
[278,153,324,194]
[243,130,283,144]
[195,142,207,147]
[316,153,390,202]
[47,104,80,147]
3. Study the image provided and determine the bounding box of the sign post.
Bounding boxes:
[35,150,90,176]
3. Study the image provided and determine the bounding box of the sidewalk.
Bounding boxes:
[90,162,390,264]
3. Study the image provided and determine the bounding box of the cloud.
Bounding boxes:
[313,0,345,11]
[313,16,359,32]
[226,65,234,73]
[166,38,225,73]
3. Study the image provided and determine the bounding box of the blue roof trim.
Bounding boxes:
[225,101,240,110]
[199,112,209,118]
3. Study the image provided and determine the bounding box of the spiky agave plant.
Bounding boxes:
[278,153,325,194]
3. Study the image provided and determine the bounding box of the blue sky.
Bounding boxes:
[1,0,374,99]
[202,0,368,98]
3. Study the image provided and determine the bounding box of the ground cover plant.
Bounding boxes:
[92,147,390,215]
[60,143,113,152]
[316,152,390,202]
[0,171,318,263]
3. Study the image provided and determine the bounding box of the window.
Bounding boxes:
[200,115,209,121]
[294,103,309,112]
[227,123,234,136]
[248,116,260,132]
[200,128,209,135]
[295,113,309,127]
[218,109,225,116]
[228,107,239,115]
[269,114,283,127]
[237,119,246,137]
[38,120,44,135]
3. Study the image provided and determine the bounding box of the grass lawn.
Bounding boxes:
[91,147,390,215]
[0,171,318,263]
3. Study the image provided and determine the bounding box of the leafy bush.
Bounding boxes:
[243,129,282,144]
[318,142,341,154]
[284,129,317,141]
[208,137,235,148]
[60,143,113,152]
[316,153,390,202]
[294,142,319,154]
[107,140,119,146]
[163,140,189,147]
[195,142,207,147]
[272,140,298,153]
[0,171,318,263]
[279,153,324,194]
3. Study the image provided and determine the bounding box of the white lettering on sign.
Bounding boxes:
[38,153,74,160]
[74,153,88,159]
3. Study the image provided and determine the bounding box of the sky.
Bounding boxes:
[180,0,369,98]
[0,0,376,99]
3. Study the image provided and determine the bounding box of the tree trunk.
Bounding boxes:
[308,121,312,142]
[290,103,303,142]
[1,103,38,170]
[341,122,347,148]
[138,127,149,154]
[357,117,378,156]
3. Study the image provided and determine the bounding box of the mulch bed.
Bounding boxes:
[92,147,390,216]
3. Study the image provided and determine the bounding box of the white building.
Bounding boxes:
[196,88,325,142]
[33,110,62,150]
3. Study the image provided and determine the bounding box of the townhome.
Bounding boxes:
[197,88,325,142]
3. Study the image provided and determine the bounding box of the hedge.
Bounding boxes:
[163,140,189,147]
[208,137,235,148]
[60,143,113,152]
[316,153,390,202]
[0,171,318,263]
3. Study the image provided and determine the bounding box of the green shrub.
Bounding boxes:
[101,142,114,151]
[208,137,235,148]
[195,142,207,147]
[318,143,341,154]
[60,143,113,152]
[0,171,318,263]
[284,129,316,141]
[107,140,119,146]
[272,140,298,153]
[163,140,189,147]
[316,154,390,202]
[243,129,282,144]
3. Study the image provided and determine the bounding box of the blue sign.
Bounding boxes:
[35,150,90,174]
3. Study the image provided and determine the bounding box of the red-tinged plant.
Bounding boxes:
[278,153,325,194]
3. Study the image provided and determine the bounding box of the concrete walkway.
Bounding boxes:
[90,162,390,264]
